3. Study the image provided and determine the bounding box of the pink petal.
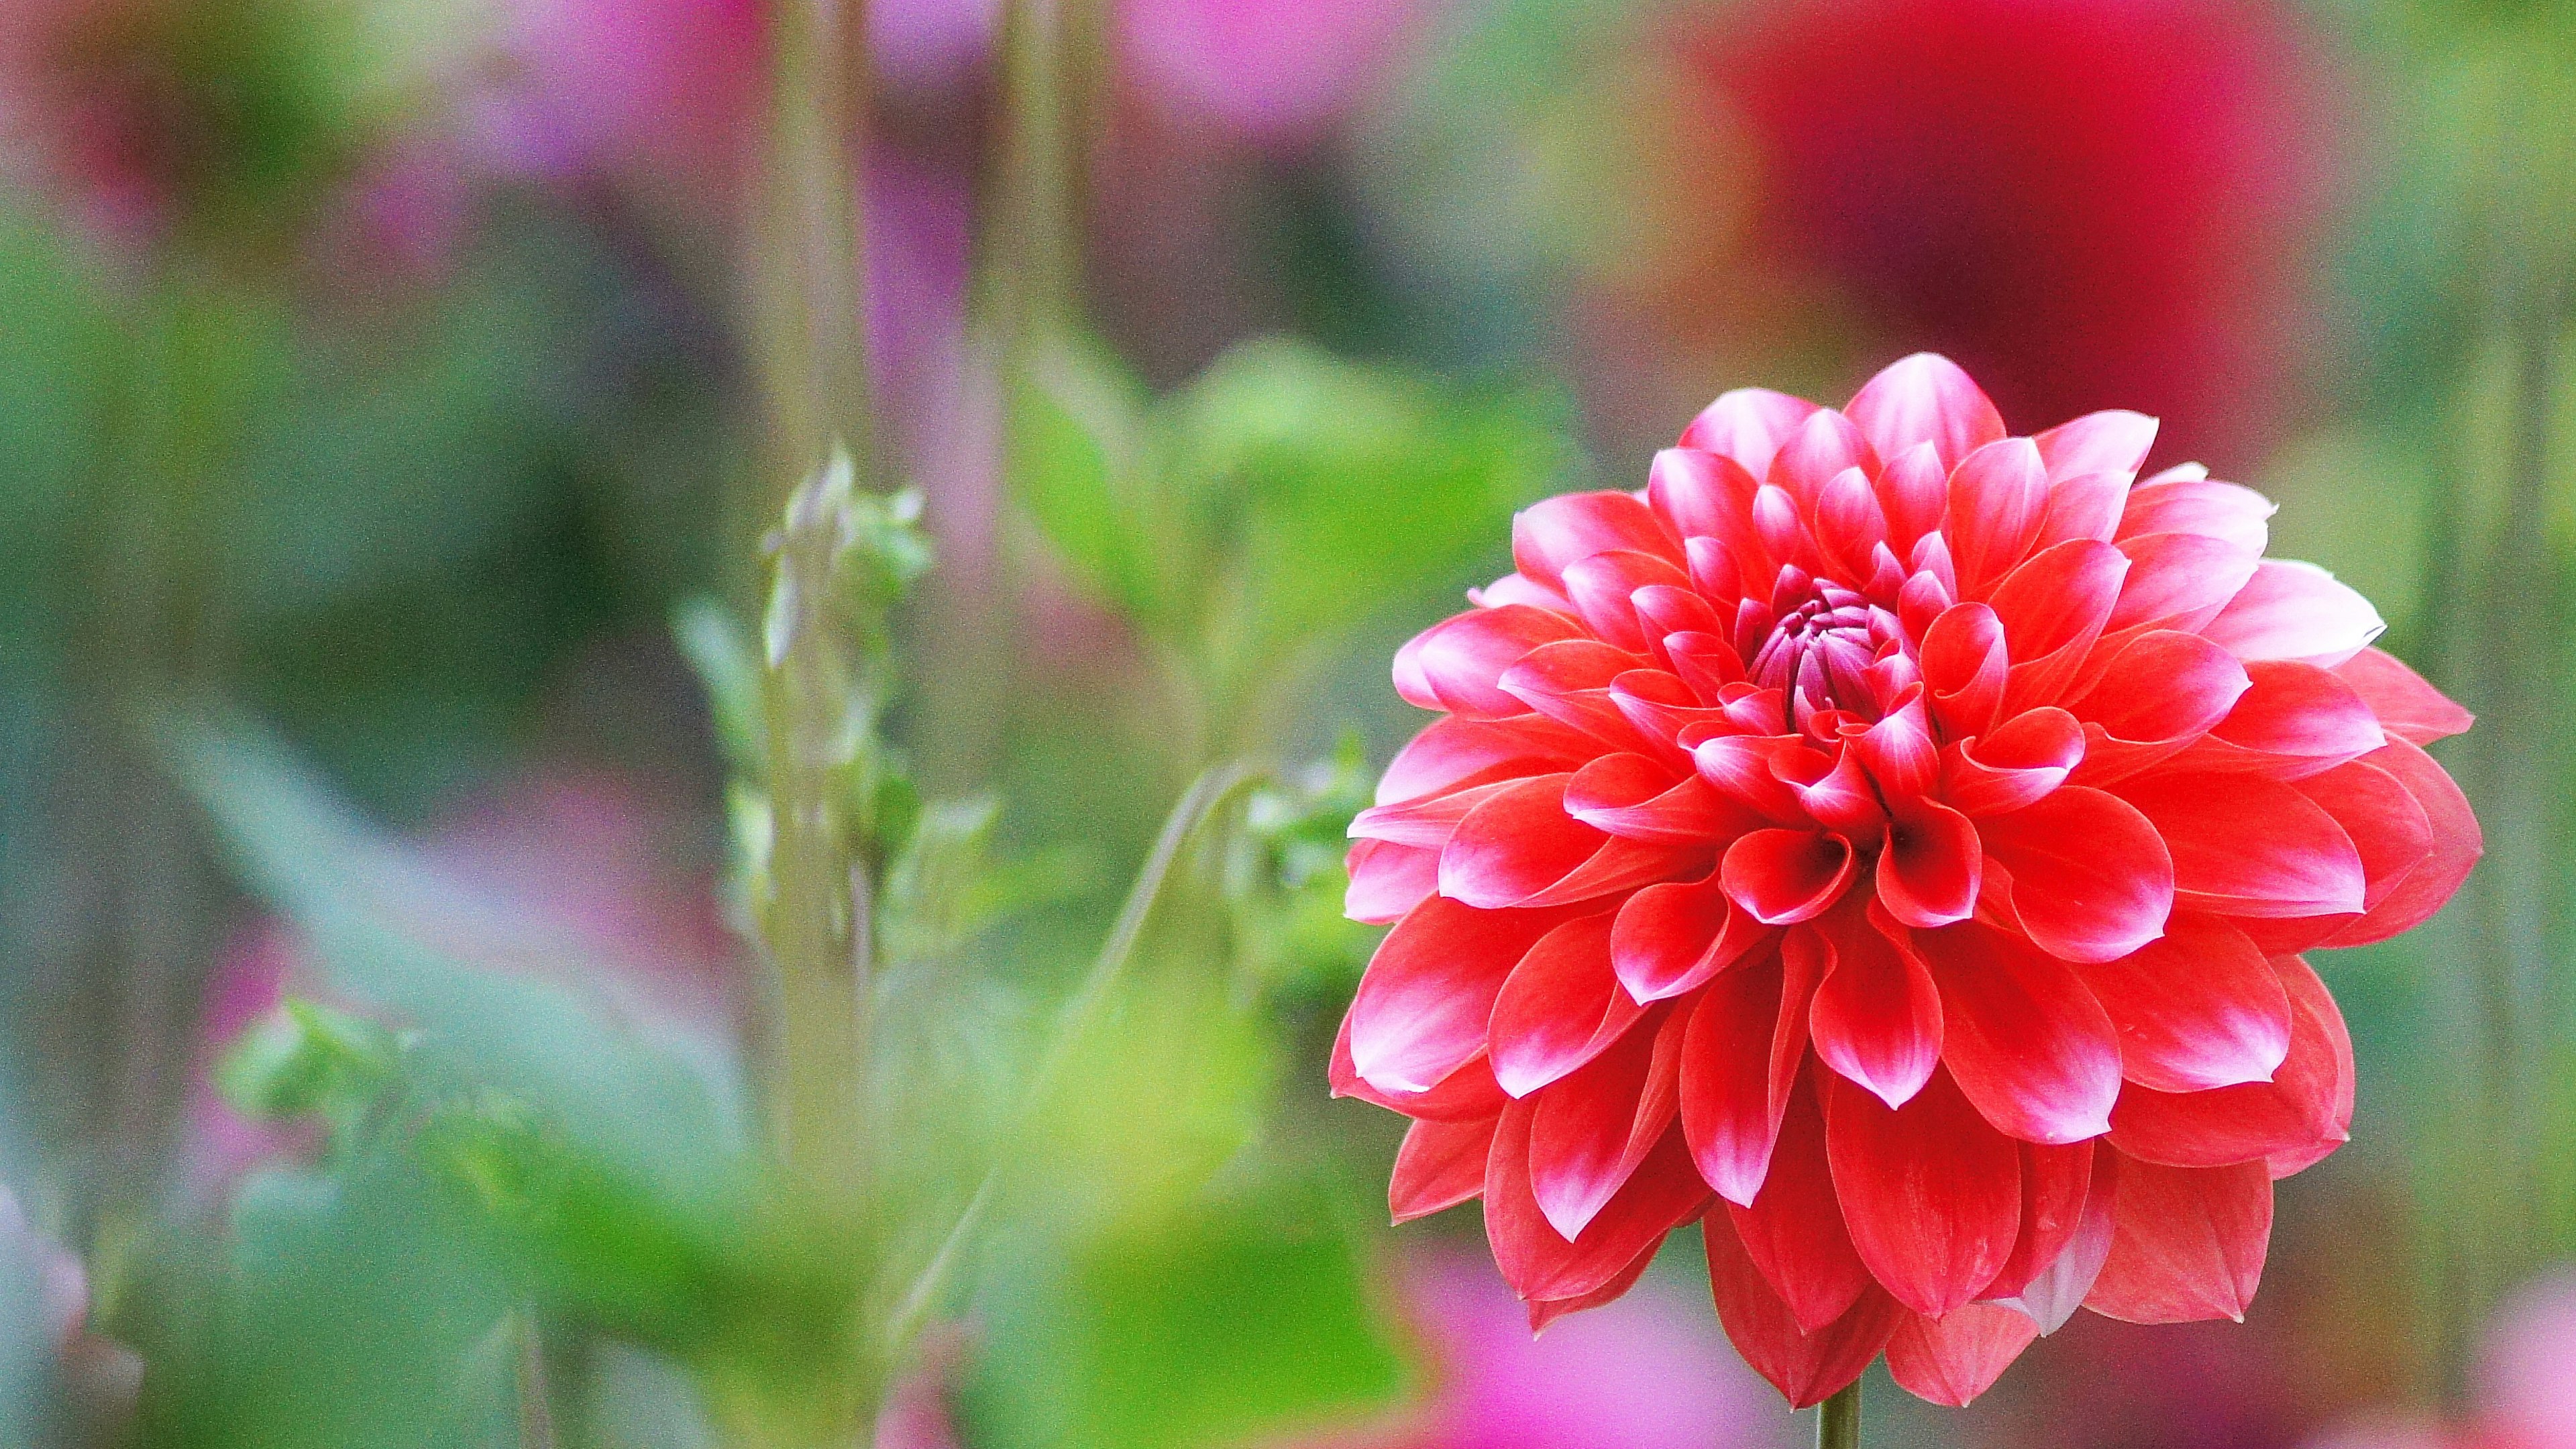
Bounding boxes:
[1488,912,1648,1097]
[1511,491,1682,594]
[2035,409,2158,482]
[1808,906,1944,1109]
[1885,1304,2040,1407]
[1766,407,1880,510]
[2120,771,2365,919]
[2185,659,2386,775]
[2034,471,2133,549]
[1345,896,1578,1094]
[1727,1070,1873,1332]
[2116,476,2274,553]
[1919,922,2123,1143]
[1678,940,1816,1205]
[1377,714,1592,805]
[1647,445,1760,543]
[2106,531,2263,636]
[1565,754,1733,844]
[2202,559,2386,668]
[1562,549,1694,652]
[1874,441,1951,555]
[2083,1153,2271,1324]
[1824,1066,2023,1318]
[1845,353,2006,472]
[1978,786,2175,963]
[1528,1004,1686,1238]
[1394,604,1583,717]
[1345,837,1440,924]
[1678,387,1821,477]
[1330,1013,1507,1121]
[1945,437,2051,596]
[2330,647,2473,745]
[1705,1216,1907,1410]
[2074,914,2293,1092]
[1391,1114,1498,1222]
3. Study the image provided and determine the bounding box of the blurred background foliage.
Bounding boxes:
[0,0,2571,1445]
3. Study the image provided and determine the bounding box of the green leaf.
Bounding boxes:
[162,711,749,1204]
[213,998,407,1152]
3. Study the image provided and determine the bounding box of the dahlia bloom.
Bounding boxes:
[1333,354,2479,1408]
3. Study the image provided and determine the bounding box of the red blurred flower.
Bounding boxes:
[1685,0,2330,468]
[1332,354,2479,1409]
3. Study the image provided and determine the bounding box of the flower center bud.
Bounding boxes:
[1748,572,1897,720]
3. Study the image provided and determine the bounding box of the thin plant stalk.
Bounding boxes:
[1817,1381,1862,1449]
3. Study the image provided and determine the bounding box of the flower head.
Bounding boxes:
[1334,354,2480,1409]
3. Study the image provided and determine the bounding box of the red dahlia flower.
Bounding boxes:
[1332,355,2480,1409]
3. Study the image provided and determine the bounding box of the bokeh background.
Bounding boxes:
[0,0,2571,1445]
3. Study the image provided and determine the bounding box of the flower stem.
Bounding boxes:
[1817,1381,1862,1449]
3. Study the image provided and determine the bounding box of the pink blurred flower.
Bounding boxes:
[470,0,765,197]
[1684,0,2335,468]
[2308,1270,2576,1449]
[1119,0,1442,143]
[0,1182,144,1433]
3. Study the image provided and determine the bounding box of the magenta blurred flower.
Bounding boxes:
[1688,0,2332,467]
[1334,354,2479,1409]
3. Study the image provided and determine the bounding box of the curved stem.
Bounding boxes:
[1817,1381,1862,1449]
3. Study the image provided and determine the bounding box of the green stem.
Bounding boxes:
[878,763,1263,1352]
[1817,1381,1862,1449]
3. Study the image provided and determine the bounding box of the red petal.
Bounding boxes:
[1920,603,2009,739]
[1485,1102,1711,1303]
[2315,740,2478,948]
[1984,1139,2096,1301]
[1679,940,1816,1205]
[2119,771,2365,919]
[1391,1114,1498,1222]
[1979,786,2175,963]
[1809,906,1944,1109]
[2331,647,2473,745]
[1349,780,1514,849]
[1563,549,1694,652]
[1345,837,1440,924]
[1527,1239,1660,1332]
[1845,353,2006,472]
[1727,1068,1874,1332]
[2067,629,2251,784]
[1488,912,1648,1097]
[2107,955,2347,1168]
[1330,1012,1508,1121]
[1876,441,1951,554]
[1941,708,2084,816]
[1499,639,1658,751]
[2074,914,2292,1092]
[2083,1154,2271,1324]
[1565,754,1732,844]
[2182,659,2386,776]
[1679,387,1821,477]
[2265,956,2356,1178]
[1988,539,2129,708]
[1512,491,1681,594]
[2292,757,2431,914]
[2203,560,2385,669]
[1919,922,2123,1143]
[1947,437,2051,596]
[1611,870,1770,1003]
[1722,828,1857,926]
[1996,1144,2119,1333]
[1878,798,1983,928]
[1705,1214,1907,1409]
[1345,896,1576,1093]
[1824,1066,2022,1317]
[1528,1005,1685,1238]
[1394,605,1582,717]
[2035,409,2157,482]
[1885,1305,2040,1407]
[2035,471,2132,549]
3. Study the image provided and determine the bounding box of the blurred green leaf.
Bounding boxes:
[961,1184,1413,1449]
[214,998,407,1156]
